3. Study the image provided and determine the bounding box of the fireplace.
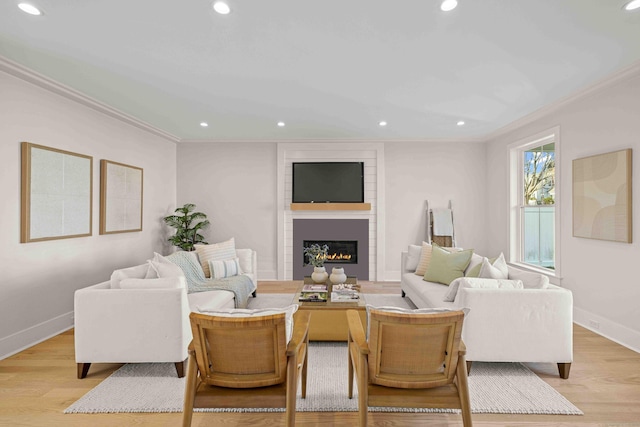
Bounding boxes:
[293,219,369,280]
[303,240,358,265]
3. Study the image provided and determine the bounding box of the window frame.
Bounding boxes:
[508,127,561,278]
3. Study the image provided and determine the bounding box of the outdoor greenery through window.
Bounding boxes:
[522,142,555,269]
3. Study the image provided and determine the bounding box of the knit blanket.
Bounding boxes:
[165,251,253,308]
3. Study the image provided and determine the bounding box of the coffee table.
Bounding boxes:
[293,276,367,341]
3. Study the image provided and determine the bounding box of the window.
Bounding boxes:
[509,128,559,274]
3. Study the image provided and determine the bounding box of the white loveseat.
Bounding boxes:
[400,248,573,378]
[74,248,257,379]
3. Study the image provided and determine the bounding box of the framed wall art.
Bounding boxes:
[573,148,632,243]
[20,142,93,243]
[99,160,143,234]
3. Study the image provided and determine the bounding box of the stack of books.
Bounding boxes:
[331,283,360,302]
[299,284,328,302]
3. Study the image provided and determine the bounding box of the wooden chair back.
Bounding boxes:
[367,308,465,389]
[189,311,288,388]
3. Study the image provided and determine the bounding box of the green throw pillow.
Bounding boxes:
[424,245,473,285]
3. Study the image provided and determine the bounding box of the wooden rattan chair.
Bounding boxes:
[182,310,310,427]
[347,308,472,427]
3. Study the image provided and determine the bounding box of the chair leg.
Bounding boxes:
[77,363,91,379]
[466,360,472,375]
[175,360,185,378]
[456,356,473,427]
[357,353,368,427]
[348,345,354,399]
[286,354,297,427]
[301,341,308,399]
[558,362,571,379]
[182,353,198,427]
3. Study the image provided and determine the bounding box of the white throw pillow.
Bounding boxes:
[365,305,469,340]
[508,267,549,289]
[464,253,484,277]
[235,248,252,274]
[110,264,151,289]
[146,252,185,279]
[405,244,424,272]
[119,276,186,290]
[195,238,237,278]
[478,253,508,279]
[208,258,241,279]
[197,304,298,343]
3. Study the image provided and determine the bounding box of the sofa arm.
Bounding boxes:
[401,251,410,274]
[455,286,573,363]
[74,282,192,363]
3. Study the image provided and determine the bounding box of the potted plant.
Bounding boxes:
[303,243,329,283]
[163,203,210,251]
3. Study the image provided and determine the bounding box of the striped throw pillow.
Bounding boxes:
[208,258,241,279]
[194,238,237,278]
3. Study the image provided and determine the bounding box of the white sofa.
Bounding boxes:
[400,250,574,378]
[74,249,257,379]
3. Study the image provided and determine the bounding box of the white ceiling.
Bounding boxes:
[1,0,639,141]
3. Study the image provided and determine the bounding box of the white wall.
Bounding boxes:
[0,69,177,358]
[485,68,640,351]
[178,140,489,281]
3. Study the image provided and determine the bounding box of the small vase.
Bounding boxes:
[311,266,328,284]
[330,267,347,285]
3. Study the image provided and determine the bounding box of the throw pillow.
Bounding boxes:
[197,304,298,343]
[507,267,549,289]
[365,304,469,340]
[235,248,252,274]
[464,253,484,277]
[110,264,151,289]
[119,276,186,290]
[146,252,185,279]
[414,242,433,276]
[478,253,508,279]
[423,244,473,285]
[208,258,241,279]
[405,244,424,272]
[195,238,237,278]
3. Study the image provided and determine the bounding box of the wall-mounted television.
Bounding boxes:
[292,162,364,203]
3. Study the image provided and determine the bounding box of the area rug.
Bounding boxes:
[64,293,582,415]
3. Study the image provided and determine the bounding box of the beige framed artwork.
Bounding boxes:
[20,142,93,243]
[573,148,632,243]
[100,160,143,234]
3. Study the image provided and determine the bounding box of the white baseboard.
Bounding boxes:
[0,311,74,360]
[574,306,640,354]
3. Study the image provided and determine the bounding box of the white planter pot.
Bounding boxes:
[330,267,347,285]
[311,266,328,284]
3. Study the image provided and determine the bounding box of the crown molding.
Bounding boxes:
[483,59,640,142]
[0,56,180,143]
[179,136,486,144]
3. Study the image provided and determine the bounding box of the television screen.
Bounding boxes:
[292,162,364,203]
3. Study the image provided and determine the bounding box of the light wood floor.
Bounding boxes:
[1,281,639,427]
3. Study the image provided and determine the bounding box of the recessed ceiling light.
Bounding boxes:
[213,1,230,14]
[200,122,209,127]
[379,121,387,127]
[277,121,285,127]
[624,0,640,11]
[18,3,42,15]
[440,0,458,12]
[457,120,465,126]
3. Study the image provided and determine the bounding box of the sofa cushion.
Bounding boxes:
[195,238,237,278]
[424,245,473,285]
[414,242,433,276]
[365,304,468,339]
[444,277,524,302]
[508,266,549,289]
[110,264,150,289]
[208,258,241,279]
[119,276,186,290]
[406,244,424,272]
[197,304,298,343]
[188,290,235,312]
[147,252,185,279]
[478,253,508,279]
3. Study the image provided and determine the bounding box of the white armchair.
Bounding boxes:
[74,278,193,379]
